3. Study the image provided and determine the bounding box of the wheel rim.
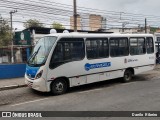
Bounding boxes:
[124,72,131,81]
[55,82,64,92]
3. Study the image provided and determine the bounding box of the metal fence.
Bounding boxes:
[0,46,32,64]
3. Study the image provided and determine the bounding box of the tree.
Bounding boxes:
[150,27,159,33]
[24,19,44,28]
[51,22,65,29]
[0,18,11,47]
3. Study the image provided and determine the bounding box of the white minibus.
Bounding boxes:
[25,33,155,95]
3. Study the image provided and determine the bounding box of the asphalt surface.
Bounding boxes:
[0,69,160,120]
[1,76,160,111]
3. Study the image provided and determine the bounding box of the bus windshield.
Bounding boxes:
[28,36,57,66]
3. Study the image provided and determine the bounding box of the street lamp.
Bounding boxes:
[10,10,17,63]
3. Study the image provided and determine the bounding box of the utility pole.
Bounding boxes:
[73,0,77,32]
[0,14,2,23]
[0,14,3,31]
[122,22,129,33]
[145,18,147,33]
[10,10,17,63]
[120,12,123,20]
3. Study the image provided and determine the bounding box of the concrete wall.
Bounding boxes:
[0,64,26,79]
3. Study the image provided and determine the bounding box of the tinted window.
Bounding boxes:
[50,38,85,68]
[130,37,146,55]
[86,38,109,59]
[157,37,160,42]
[146,37,154,54]
[110,37,129,57]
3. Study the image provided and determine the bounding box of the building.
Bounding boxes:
[70,15,82,31]
[106,27,150,34]
[155,29,160,33]
[70,14,106,31]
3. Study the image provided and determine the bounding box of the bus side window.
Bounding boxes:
[86,38,109,59]
[53,43,63,62]
[49,38,85,69]
[130,37,146,55]
[138,38,146,54]
[146,37,154,54]
[110,37,128,57]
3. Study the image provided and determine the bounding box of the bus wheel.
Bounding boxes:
[51,79,67,95]
[122,69,133,82]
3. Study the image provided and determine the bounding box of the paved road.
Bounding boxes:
[0,69,160,120]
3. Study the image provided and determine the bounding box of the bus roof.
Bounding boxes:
[44,33,153,38]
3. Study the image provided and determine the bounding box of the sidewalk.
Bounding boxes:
[0,77,26,91]
[0,64,160,91]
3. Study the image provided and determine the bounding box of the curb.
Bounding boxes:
[0,84,27,91]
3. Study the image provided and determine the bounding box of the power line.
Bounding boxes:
[1,0,160,21]
[1,0,160,29]
[0,0,158,22]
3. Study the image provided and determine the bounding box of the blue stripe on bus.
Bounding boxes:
[26,65,40,79]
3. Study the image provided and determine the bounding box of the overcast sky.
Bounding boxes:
[1,0,160,30]
[53,0,160,15]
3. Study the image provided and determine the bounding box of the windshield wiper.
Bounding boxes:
[27,46,41,65]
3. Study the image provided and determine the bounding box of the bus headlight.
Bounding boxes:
[35,70,43,79]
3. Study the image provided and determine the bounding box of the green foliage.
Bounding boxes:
[51,22,65,29]
[24,19,44,28]
[150,27,158,33]
[0,19,11,47]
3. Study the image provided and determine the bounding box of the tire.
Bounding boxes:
[51,79,67,95]
[122,69,133,83]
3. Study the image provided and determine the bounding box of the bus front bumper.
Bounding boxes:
[25,74,49,92]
